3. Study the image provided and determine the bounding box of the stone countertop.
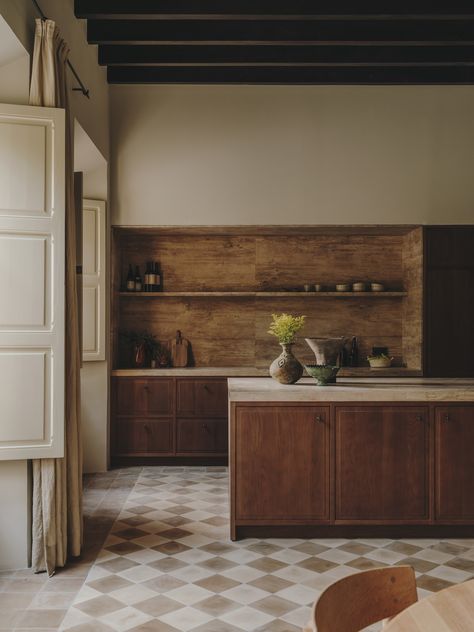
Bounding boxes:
[228,377,474,402]
[111,367,422,378]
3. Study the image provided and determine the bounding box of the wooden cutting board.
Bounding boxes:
[171,330,189,367]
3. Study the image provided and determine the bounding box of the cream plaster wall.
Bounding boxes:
[111,84,474,226]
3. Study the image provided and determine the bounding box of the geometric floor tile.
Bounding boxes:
[4,465,468,632]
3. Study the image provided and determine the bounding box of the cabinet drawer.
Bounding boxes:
[177,379,228,418]
[177,418,228,453]
[115,378,174,416]
[115,418,173,455]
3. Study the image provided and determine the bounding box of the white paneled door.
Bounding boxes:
[82,199,105,362]
[0,103,65,460]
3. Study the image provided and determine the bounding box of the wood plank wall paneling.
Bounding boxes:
[114,228,421,369]
[402,227,424,370]
[255,235,404,290]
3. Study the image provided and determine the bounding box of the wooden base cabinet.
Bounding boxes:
[112,377,228,462]
[335,406,430,522]
[234,406,330,522]
[230,402,474,539]
[436,406,474,521]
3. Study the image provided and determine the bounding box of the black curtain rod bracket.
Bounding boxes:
[31,0,90,98]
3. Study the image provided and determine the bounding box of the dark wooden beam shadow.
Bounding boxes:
[107,65,474,84]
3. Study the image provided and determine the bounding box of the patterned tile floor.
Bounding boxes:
[2,467,474,631]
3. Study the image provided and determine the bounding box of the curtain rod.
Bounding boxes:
[31,0,90,98]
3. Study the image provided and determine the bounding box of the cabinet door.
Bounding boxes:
[115,378,174,416]
[436,406,474,521]
[177,379,228,417]
[336,406,430,521]
[177,419,228,454]
[115,418,173,455]
[235,406,329,521]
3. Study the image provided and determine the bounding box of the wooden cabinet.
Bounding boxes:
[177,379,228,417]
[116,378,174,416]
[435,406,474,521]
[335,406,430,521]
[177,419,227,454]
[424,227,474,377]
[112,376,228,462]
[115,419,173,455]
[234,405,330,521]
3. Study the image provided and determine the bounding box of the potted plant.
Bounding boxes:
[120,331,158,368]
[367,353,393,368]
[268,313,306,384]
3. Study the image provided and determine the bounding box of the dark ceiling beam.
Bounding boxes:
[99,45,474,66]
[75,0,474,19]
[107,65,474,83]
[87,19,474,45]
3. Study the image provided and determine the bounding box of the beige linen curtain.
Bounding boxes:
[29,18,83,575]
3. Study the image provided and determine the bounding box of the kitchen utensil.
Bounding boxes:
[336,283,351,292]
[171,330,189,367]
[305,364,340,385]
[305,337,348,365]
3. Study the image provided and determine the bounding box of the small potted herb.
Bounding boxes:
[268,313,306,384]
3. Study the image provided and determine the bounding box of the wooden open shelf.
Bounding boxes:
[118,291,407,298]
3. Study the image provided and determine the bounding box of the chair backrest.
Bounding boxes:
[313,565,417,632]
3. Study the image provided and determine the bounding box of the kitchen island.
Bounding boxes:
[228,378,474,540]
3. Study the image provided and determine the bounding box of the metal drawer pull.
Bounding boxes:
[315,415,324,423]
[202,423,210,433]
[416,414,423,421]
[444,414,450,422]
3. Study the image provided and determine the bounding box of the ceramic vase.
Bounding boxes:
[270,343,303,384]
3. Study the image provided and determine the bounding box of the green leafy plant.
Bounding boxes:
[367,353,390,360]
[268,313,306,344]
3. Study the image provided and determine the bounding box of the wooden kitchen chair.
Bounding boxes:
[303,565,417,632]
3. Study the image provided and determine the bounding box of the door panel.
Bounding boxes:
[436,406,474,521]
[115,378,174,416]
[0,103,65,460]
[177,418,228,453]
[177,378,228,417]
[336,406,430,521]
[235,406,330,521]
[82,199,106,361]
[115,418,173,455]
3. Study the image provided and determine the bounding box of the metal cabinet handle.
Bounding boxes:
[204,385,211,393]
[202,423,210,433]
[143,385,149,391]
[315,415,324,423]
[416,414,423,421]
[444,414,450,422]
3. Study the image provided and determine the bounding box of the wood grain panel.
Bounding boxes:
[235,405,330,521]
[119,233,256,291]
[113,227,422,370]
[402,227,423,370]
[335,405,430,521]
[120,297,256,367]
[177,418,227,453]
[435,406,474,521]
[255,235,404,290]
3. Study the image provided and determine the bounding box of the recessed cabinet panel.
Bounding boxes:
[116,418,173,455]
[115,378,174,416]
[436,406,474,521]
[335,406,430,521]
[0,120,47,215]
[177,378,228,417]
[177,418,227,453]
[0,351,47,443]
[235,406,330,521]
[0,235,47,328]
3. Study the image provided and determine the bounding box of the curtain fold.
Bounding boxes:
[29,18,83,576]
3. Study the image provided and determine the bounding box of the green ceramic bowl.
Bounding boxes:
[304,364,340,386]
